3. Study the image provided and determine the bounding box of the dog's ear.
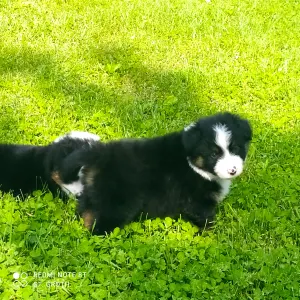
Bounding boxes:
[238,118,252,142]
[224,112,252,142]
[182,123,202,156]
[232,116,252,155]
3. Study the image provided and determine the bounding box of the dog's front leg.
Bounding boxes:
[182,204,216,230]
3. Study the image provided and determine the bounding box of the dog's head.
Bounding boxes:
[182,112,252,181]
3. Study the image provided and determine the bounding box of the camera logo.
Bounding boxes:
[13,272,28,288]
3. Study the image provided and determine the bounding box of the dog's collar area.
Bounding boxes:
[187,157,217,181]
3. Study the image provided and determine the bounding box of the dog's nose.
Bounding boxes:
[228,166,237,175]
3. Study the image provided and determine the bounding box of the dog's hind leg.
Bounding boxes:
[77,195,131,235]
[87,214,128,235]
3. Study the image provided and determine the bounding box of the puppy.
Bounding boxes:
[0,131,99,198]
[55,112,252,235]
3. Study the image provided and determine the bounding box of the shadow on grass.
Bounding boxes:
[0,45,216,139]
[0,112,21,142]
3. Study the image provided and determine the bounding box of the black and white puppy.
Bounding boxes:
[55,112,252,235]
[0,131,99,198]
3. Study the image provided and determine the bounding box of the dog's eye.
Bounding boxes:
[210,146,221,158]
[211,151,218,158]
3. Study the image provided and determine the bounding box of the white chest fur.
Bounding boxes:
[214,179,231,203]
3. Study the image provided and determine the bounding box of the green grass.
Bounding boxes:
[0,0,300,298]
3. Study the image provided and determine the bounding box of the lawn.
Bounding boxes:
[0,0,300,299]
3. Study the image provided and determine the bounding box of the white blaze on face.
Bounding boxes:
[184,122,196,132]
[54,131,100,144]
[213,124,244,179]
[68,131,100,142]
[60,180,83,197]
[59,167,85,197]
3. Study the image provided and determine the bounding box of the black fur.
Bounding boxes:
[0,144,49,197]
[59,112,252,235]
[0,134,98,198]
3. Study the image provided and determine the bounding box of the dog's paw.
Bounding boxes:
[82,210,95,231]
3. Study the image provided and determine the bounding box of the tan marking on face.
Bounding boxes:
[194,156,204,168]
[82,210,95,230]
[84,168,98,186]
[51,171,62,185]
